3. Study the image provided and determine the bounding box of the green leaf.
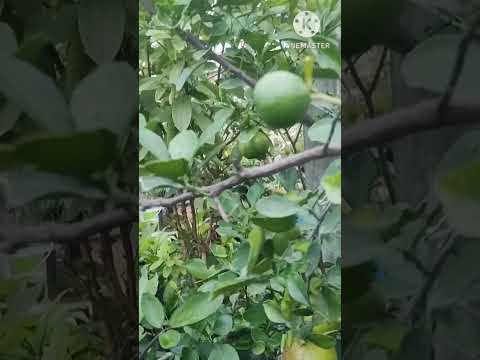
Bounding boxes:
[208,344,239,360]
[171,36,187,51]
[220,78,244,90]
[213,314,233,336]
[246,182,265,204]
[159,329,181,349]
[199,108,234,146]
[287,273,309,306]
[308,118,340,147]
[172,96,192,131]
[182,348,200,360]
[0,22,17,57]
[16,129,117,176]
[169,62,185,84]
[402,34,480,104]
[0,56,73,134]
[252,215,298,233]
[139,128,170,160]
[183,259,215,280]
[256,195,300,218]
[0,101,20,136]
[278,168,298,192]
[176,63,204,91]
[435,131,480,237]
[142,159,189,179]
[309,334,336,349]
[141,293,165,328]
[169,293,224,328]
[78,0,125,64]
[193,49,209,60]
[210,275,268,299]
[247,226,265,273]
[71,62,137,139]
[140,176,178,192]
[146,29,171,41]
[238,127,258,144]
[263,300,288,324]
[321,160,341,204]
[312,38,341,76]
[169,130,198,160]
[139,76,165,93]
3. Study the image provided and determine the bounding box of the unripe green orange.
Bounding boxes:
[239,131,271,160]
[253,71,311,129]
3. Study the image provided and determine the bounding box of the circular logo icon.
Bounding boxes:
[293,11,320,38]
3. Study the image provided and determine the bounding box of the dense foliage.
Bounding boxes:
[139,0,341,359]
[342,2,480,359]
[1,0,138,358]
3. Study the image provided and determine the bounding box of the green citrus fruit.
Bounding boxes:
[239,131,271,160]
[283,339,337,360]
[253,71,311,129]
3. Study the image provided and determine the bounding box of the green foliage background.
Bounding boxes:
[138,0,341,359]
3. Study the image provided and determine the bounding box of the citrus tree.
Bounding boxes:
[138,0,341,359]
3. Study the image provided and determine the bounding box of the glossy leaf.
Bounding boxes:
[71,62,137,139]
[78,0,125,64]
[256,195,300,218]
[0,57,73,134]
[169,130,198,160]
[159,329,181,349]
[139,127,170,161]
[172,96,192,131]
[208,344,239,360]
[287,272,310,306]
[141,293,165,328]
[169,293,224,328]
[0,22,17,56]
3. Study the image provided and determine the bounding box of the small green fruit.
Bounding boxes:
[239,131,271,160]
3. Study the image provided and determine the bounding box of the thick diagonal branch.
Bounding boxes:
[1,209,135,252]
[343,98,480,152]
[141,145,341,209]
[178,30,257,87]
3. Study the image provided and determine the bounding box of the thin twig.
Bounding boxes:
[285,129,307,189]
[437,16,480,119]
[367,46,388,96]
[345,57,397,204]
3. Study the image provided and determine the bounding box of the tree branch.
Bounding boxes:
[141,145,341,209]
[178,30,257,87]
[0,209,135,252]
[343,98,480,152]
[142,96,480,210]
